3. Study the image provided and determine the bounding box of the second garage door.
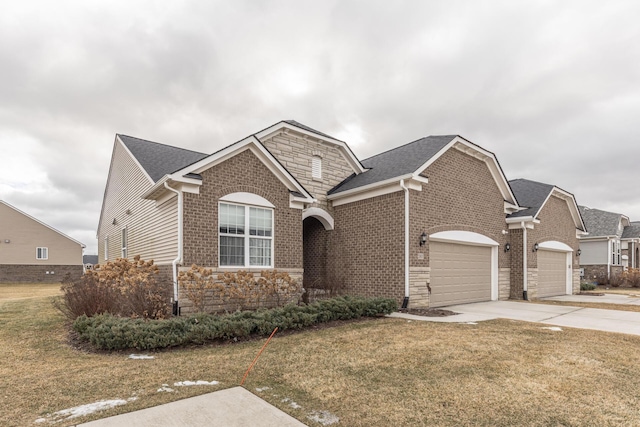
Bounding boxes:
[430,241,492,307]
[537,249,567,297]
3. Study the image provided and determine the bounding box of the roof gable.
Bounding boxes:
[0,200,85,248]
[508,179,585,231]
[623,222,640,239]
[329,135,517,206]
[118,135,208,183]
[579,206,627,237]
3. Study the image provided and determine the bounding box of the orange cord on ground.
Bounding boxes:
[240,327,278,386]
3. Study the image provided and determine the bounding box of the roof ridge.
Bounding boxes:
[362,135,457,163]
[117,134,208,156]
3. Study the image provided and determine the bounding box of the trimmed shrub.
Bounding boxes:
[580,282,597,291]
[620,268,640,288]
[72,296,397,351]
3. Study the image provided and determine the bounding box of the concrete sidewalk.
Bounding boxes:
[77,387,307,427]
[390,296,640,336]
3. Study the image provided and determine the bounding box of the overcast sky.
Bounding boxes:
[2,0,639,254]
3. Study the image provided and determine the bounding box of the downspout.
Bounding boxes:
[521,221,528,300]
[164,182,183,316]
[400,179,410,309]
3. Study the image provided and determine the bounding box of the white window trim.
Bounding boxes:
[36,247,48,260]
[218,201,274,268]
[121,227,128,259]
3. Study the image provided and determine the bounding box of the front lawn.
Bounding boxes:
[3,284,640,426]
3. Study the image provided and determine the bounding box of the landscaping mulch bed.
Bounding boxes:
[399,308,458,317]
[578,292,605,296]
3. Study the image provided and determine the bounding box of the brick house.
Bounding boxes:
[578,206,640,280]
[507,179,585,299]
[0,200,85,283]
[97,120,584,313]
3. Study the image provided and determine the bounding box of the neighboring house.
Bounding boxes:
[83,255,99,271]
[97,120,585,313]
[0,200,85,283]
[578,206,638,279]
[507,179,586,299]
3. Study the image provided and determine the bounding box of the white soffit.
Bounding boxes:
[429,230,499,247]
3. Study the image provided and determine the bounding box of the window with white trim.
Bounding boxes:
[36,247,48,260]
[312,155,322,180]
[104,236,109,261]
[612,240,621,265]
[121,228,128,259]
[219,202,273,267]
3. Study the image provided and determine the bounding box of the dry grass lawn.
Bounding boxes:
[3,284,640,426]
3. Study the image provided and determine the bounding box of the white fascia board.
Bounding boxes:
[579,235,615,241]
[538,240,573,252]
[0,200,86,248]
[328,174,425,207]
[506,217,538,229]
[255,121,365,174]
[330,182,405,207]
[413,136,517,206]
[188,136,313,201]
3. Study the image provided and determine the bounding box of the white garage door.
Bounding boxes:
[430,241,492,307]
[537,249,567,297]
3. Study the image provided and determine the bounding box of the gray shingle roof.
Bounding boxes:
[622,221,640,239]
[507,179,554,218]
[83,255,99,265]
[118,134,208,182]
[579,206,624,237]
[283,120,339,140]
[329,135,456,194]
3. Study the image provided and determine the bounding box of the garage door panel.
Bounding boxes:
[538,249,567,297]
[430,241,492,307]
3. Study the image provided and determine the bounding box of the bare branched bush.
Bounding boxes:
[56,256,171,320]
[218,270,261,311]
[178,265,226,312]
[620,268,640,288]
[257,269,302,307]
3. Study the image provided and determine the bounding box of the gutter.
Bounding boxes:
[164,182,183,316]
[521,221,528,300]
[400,179,410,308]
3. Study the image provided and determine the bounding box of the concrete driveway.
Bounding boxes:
[390,294,640,336]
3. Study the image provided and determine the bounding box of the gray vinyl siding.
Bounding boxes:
[98,139,178,265]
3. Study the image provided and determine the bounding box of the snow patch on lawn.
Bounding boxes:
[465,322,478,325]
[157,384,175,393]
[35,397,137,423]
[281,397,302,409]
[308,410,340,425]
[255,386,271,392]
[128,354,155,360]
[542,326,563,331]
[174,380,219,387]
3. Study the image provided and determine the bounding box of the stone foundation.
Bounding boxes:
[177,267,303,315]
[499,268,510,300]
[0,264,83,283]
[408,267,430,308]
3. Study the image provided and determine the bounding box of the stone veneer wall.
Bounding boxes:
[526,268,539,299]
[408,267,430,308]
[498,268,510,300]
[582,265,608,281]
[178,268,303,315]
[0,264,82,283]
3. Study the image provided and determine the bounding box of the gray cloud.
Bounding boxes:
[2,0,640,253]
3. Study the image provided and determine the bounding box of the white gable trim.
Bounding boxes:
[302,207,335,230]
[0,200,85,248]
[534,187,586,232]
[255,121,365,175]
[328,175,426,207]
[142,135,314,205]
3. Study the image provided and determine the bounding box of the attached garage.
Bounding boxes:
[428,231,499,308]
[537,247,570,298]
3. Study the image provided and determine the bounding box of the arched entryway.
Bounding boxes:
[302,208,334,291]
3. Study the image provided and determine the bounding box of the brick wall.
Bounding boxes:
[303,217,328,288]
[0,264,83,283]
[182,148,303,269]
[330,192,405,304]
[526,195,580,296]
